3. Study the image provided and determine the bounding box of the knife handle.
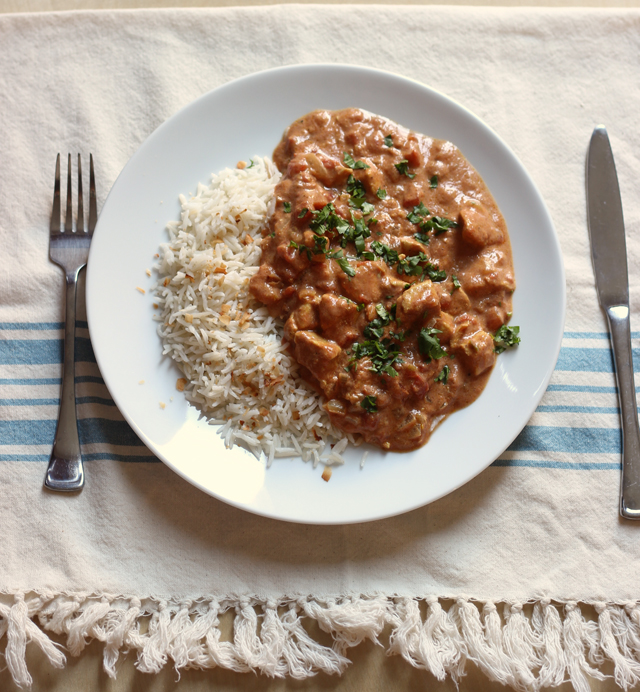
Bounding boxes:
[606,305,640,519]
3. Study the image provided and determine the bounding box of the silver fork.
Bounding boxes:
[44,153,96,491]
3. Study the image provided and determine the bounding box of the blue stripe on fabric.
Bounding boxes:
[0,378,62,385]
[0,376,104,385]
[563,331,640,339]
[0,338,95,364]
[0,321,88,330]
[508,426,621,454]
[0,322,63,330]
[536,405,623,414]
[0,419,143,446]
[0,397,115,407]
[492,459,620,470]
[547,385,618,393]
[556,347,619,373]
[0,453,158,463]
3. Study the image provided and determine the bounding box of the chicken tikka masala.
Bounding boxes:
[250,109,518,452]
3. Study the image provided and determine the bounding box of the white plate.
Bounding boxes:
[86,64,565,525]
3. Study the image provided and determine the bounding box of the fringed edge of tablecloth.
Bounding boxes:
[1,592,640,691]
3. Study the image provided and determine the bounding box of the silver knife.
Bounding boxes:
[587,126,640,519]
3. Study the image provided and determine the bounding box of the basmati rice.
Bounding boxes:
[154,157,358,466]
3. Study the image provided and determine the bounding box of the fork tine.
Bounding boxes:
[51,153,61,233]
[65,153,73,233]
[88,153,97,234]
[77,154,84,234]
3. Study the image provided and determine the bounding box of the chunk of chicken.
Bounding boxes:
[294,330,342,397]
[460,204,504,248]
[337,261,388,304]
[318,294,359,346]
[396,280,441,328]
[284,304,319,342]
[249,265,283,306]
[459,249,515,297]
[304,152,350,187]
[451,316,496,376]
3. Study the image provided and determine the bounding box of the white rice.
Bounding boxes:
[154,157,358,466]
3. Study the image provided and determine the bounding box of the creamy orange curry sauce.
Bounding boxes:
[250,109,516,451]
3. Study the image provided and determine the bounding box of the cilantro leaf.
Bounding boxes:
[298,207,309,218]
[371,240,399,265]
[344,153,370,170]
[451,275,461,291]
[360,396,378,413]
[283,201,292,213]
[420,215,458,235]
[384,135,394,147]
[418,327,446,362]
[407,202,429,224]
[430,175,438,189]
[350,338,402,377]
[423,263,447,282]
[329,252,355,277]
[397,252,429,276]
[395,160,415,179]
[435,365,450,384]
[376,188,387,200]
[493,325,521,354]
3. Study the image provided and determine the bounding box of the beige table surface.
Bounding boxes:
[2,1,639,691]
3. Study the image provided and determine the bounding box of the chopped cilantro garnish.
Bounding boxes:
[435,365,450,384]
[327,249,356,277]
[360,396,378,413]
[309,203,350,237]
[283,201,292,213]
[344,152,370,170]
[430,175,438,189]
[451,275,461,291]
[494,325,521,354]
[364,303,391,340]
[395,160,415,179]
[418,327,447,362]
[420,216,458,235]
[298,207,309,218]
[247,159,256,169]
[313,235,328,254]
[423,263,447,282]
[356,303,365,312]
[384,135,394,147]
[337,213,371,249]
[361,201,375,216]
[351,338,402,377]
[371,240,399,265]
[397,252,429,276]
[407,202,429,224]
[289,240,299,249]
[376,188,387,200]
[347,175,367,209]
[414,232,430,246]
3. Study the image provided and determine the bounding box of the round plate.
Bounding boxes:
[86,64,565,525]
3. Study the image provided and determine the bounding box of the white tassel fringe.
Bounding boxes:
[1,593,640,690]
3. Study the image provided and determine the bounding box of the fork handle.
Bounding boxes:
[45,270,85,491]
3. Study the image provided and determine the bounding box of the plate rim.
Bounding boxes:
[86,63,566,524]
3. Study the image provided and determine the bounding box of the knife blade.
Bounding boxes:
[587,126,640,519]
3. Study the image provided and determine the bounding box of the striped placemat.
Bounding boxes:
[1,323,628,469]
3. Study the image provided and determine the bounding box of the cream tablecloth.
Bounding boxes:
[1,6,640,691]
